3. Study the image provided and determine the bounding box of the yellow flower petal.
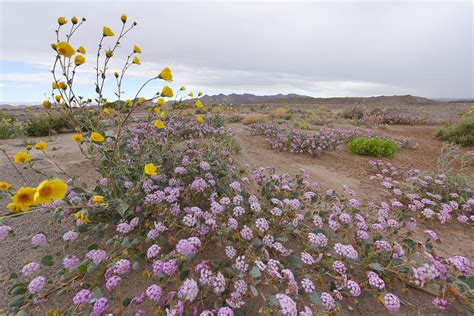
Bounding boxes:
[34,179,67,204]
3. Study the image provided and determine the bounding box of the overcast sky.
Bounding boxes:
[0,0,472,103]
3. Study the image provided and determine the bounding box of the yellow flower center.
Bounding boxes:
[39,185,52,197]
[17,193,32,203]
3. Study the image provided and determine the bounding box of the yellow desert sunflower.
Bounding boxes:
[144,163,158,176]
[158,67,173,82]
[72,133,84,142]
[0,182,11,190]
[161,86,173,98]
[34,179,67,204]
[56,41,75,58]
[154,120,165,129]
[92,195,105,205]
[14,152,30,163]
[90,132,105,142]
[35,142,47,151]
[12,187,37,211]
[74,55,85,66]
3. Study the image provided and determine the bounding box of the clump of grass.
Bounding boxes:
[435,118,474,146]
[271,107,292,120]
[348,137,398,157]
[242,113,266,125]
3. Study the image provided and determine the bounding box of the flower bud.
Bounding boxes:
[121,14,127,23]
[71,16,78,24]
[57,17,67,25]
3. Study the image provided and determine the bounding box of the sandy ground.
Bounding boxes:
[0,122,472,314]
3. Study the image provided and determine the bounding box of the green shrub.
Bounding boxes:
[435,118,474,146]
[208,113,226,128]
[0,118,20,139]
[24,115,69,137]
[348,137,398,157]
[0,111,23,139]
[296,121,310,130]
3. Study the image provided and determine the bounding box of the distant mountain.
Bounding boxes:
[196,93,314,105]
[187,93,444,106]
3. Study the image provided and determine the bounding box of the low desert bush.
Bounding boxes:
[296,121,310,130]
[271,107,292,120]
[435,118,474,146]
[242,113,266,125]
[208,113,226,128]
[342,107,364,120]
[0,116,23,139]
[348,137,398,157]
[23,115,69,137]
[227,114,243,123]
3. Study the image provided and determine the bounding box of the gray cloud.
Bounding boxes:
[1,0,473,98]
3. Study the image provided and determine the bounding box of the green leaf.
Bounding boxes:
[87,244,98,251]
[41,255,54,266]
[309,292,322,306]
[117,202,129,217]
[179,270,190,281]
[250,266,261,278]
[9,272,18,279]
[122,297,131,307]
[369,262,385,272]
[77,264,87,274]
[250,238,262,248]
[92,287,103,298]
[8,283,27,295]
[16,311,28,316]
[288,255,303,270]
[9,294,26,308]
[132,261,141,271]
[250,285,258,297]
